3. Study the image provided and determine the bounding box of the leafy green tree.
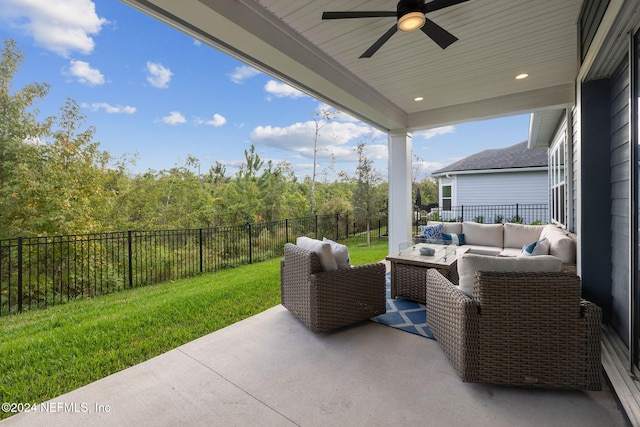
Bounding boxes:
[234,145,263,223]
[351,141,384,245]
[0,39,391,236]
[7,99,116,235]
[318,197,353,215]
[0,39,52,237]
[309,108,336,215]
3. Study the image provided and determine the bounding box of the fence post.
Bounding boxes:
[516,203,519,222]
[346,212,349,238]
[248,224,253,264]
[315,215,318,240]
[199,228,203,273]
[17,237,23,313]
[335,213,339,241]
[285,219,289,243]
[127,230,133,289]
[461,205,464,222]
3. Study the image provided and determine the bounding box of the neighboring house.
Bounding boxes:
[430,141,548,223]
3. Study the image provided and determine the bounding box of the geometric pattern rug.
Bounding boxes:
[370,273,435,340]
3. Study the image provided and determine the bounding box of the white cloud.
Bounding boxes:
[413,125,456,140]
[264,80,305,99]
[0,0,107,57]
[194,114,227,127]
[161,111,186,125]
[146,62,172,89]
[413,158,447,177]
[365,144,389,160]
[67,60,104,86]
[315,102,360,123]
[229,65,260,84]
[82,102,136,114]
[250,120,381,162]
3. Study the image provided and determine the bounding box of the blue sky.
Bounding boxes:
[0,0,531,181]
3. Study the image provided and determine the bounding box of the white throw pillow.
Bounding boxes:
[519,238,550,257]
[323,237,351,269]
[296,236,338,271]
[457,253,563,297]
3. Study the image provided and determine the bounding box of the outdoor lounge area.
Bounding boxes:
[0,303,627,426]
[14,0,640,423]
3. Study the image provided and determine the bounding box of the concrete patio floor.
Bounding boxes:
[1,305,628,427]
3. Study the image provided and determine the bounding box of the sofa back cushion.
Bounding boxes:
[457,253,563,297]
[428,221,462,234]
[540,225,576,264]
[503,223,545,249]
[462,222,503,248]
[296,237,338,271]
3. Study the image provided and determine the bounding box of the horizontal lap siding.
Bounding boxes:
[610,60,630,344]
[573,107,579,230]
[456,172,548,205]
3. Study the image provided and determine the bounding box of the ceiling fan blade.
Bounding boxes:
[322,11,396,20]
[360,25,398,58]
[424,0,470,14]
[421,18,458,49]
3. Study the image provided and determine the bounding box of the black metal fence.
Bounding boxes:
[0,213,387,316]
[419,204,549,226]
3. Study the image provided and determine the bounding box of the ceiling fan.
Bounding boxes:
[322,0,469,58]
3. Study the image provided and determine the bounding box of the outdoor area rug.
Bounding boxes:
[371,273,435,340]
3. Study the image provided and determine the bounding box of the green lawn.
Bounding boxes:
[0,240,388,419]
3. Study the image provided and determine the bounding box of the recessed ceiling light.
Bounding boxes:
[515,73,529,80]
[414,96,424,101]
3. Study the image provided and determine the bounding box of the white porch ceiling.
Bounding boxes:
[121,0,582,132]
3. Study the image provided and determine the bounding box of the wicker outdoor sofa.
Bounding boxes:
[425,268,602,390]
[280,242,386,333]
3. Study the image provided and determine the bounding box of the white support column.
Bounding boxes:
[388,131,412,255]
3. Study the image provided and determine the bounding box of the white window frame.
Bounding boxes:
[550,126,568,228]
[442,184,452,211]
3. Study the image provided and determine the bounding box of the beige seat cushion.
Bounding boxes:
[457,253,563,297]
[464,245,503,256]
[462,222,503,248]
[499,248,523,257]
[503,223,545,249]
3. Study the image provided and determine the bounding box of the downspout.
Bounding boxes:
[629,30,638,374]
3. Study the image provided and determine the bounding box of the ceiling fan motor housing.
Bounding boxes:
[397,0,425,18]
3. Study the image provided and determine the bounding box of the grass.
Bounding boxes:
[0,240,388,418]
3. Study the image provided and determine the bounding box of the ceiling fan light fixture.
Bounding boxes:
[398,11,425,32]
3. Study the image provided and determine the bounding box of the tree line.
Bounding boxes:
[0,39,437,239]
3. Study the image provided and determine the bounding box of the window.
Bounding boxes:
[550,129,567,227]
[442,185,452,211]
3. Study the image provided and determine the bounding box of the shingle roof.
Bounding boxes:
[431,141,548,176]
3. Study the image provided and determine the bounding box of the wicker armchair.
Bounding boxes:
[281,243,386,333]
[425,269,602,390]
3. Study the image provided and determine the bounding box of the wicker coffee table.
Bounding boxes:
[386,242,470,303]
